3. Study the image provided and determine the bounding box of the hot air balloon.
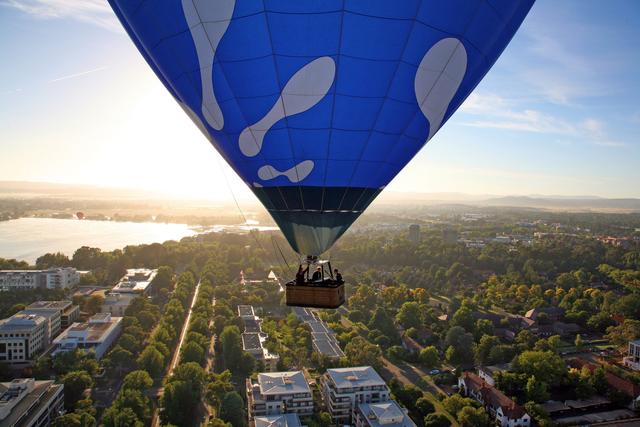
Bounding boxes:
[109,0,534,307]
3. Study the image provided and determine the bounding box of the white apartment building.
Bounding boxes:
[238,305,280,372]
[624,340,640,371]
[0,268,80,291]
[112,268,157,295]
[354,401,417,427]
[52,313,122,360]
[0,379,64,427]
[321,366,390,425]
[0,314,47,363]
[18,309,60,345]
[247,371,313,420]
[101,292,138,317]
[254,414,302,427]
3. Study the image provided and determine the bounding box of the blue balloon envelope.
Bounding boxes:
[109,0,534,255]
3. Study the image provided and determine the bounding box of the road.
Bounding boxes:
[379,356,459,427]
[150,278,203,427]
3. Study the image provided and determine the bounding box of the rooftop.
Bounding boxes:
[357,401,416,427]
[462,372,527,419]
[326,366,386,389]
[112,268,157,293]
[313,339,345,359]
[242,333,263,351]
[243,318,261,333]
[26,301,73,311]
[53,314,121,343]
[0,379,61,427]
[254,414,302,427]
[257,371,310,396]
[238,305,255,317]
[0,314,45,331]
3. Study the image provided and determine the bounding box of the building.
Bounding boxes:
[101,292,138,317]
[458,372,530,427]
[0,314,47,363]
[24,301,79,330]
[238,305,280,372]
[0,268,80,291]
[524,307,565,322]
[477,364,511,387]
[408,225,421,243]
[292,307,345,360]
[354,401,416,427]
[570,359,640,409]
[322,366,391,425]
[0,379,64,427]
[624,340,640,371]
[253,414,302,427]
[247,371,313,419]
[52,313,122,360]
[112,268,157,295]
[18,309,59,346]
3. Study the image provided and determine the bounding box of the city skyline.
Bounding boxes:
[1,0,639,200]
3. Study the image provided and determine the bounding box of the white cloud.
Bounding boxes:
[458,92,625,148]
[0,0,121,32]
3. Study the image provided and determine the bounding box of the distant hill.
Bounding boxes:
[1,181,638,213]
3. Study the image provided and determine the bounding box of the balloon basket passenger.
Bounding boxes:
[286,258,345,309]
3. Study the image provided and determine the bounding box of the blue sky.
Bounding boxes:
[0,0,639,199]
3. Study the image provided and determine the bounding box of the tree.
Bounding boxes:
[475,335,500,365]
[181,341,205,365]
[368,307,399,343]
[103,407,144,427]
[442,394,476,418]
[574,334,584,350]
[451,307,474,332]
[344,336,383,370]
[511,351,566,385]
[424,413,452,427]
[84,294,104,315]
[474,319,494,340]
[208,418,233,427]
[113,389,151,422]
[137,346,164,378]
[62,371,93,409]
[416,396,436,417]
[122,370,153,392]
[605,320,640,347]
[396,302,423,329]
[457,406,490,426]
[161,381,194,426]
[219,392,246,427]
[419,346,440,368]
[525,375,550,403]
[220,326,243,372]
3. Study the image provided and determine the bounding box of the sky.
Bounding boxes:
[0,0,639,201]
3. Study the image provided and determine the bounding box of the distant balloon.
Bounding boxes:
[109,0,534,255]
[76,212,85,220]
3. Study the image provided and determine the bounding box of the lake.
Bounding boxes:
[0,217,200,264]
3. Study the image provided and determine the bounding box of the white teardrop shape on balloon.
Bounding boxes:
[415,38,467,141]
[239,56,335,158]
[182,0,235,130]
[257,160,315,183]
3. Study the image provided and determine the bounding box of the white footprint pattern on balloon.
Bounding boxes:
[239,56,335,184]
[415,37,467,141]
[182,0,235,130]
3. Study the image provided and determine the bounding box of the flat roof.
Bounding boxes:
[258,371,309,395]
[242,333,262,351]
[0,314,45,331]
[357,401,416,427]
[326,366,386,389]
[307,321,330,333]
[238,305,255,317]
[26,301,72,310]
[54,317,121,343]
[0,380,61,427]
[112,268,156,293]
[254,414,302,427]
[313,339,345,359]
[243,318,261,333]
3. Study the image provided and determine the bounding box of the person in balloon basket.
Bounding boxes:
[311,266,322,283]
[334,269,343,284]
[295,264,308,285]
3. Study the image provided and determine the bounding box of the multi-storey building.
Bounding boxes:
[624,340,640,371]
[247,371,313,420]
[458,372,531,427]
[0,314,47,363]
[101,292,138,317]
[52,313,122,360]
[0,268,80,291]
[0,378,64,427]
[353,401,417,427]
[112,269,157,295]
[321,366,390,425]
[253,414,302,427]
[238,305,279,372]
